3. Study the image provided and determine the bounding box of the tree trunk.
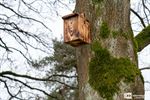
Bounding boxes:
[74,0,144,100]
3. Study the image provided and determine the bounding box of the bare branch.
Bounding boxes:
[1,76,58,99]
[9,47,32,63]
[0,37,11,51]
[140,66,150,71]
[145,81,150,84]
[0,0,76,99]
[0,78,25,100]
[0,2,51,31]
[21,0,40,13]
[49,74,77,79]
[130,8,146,28]
[0,25,51,53]
[0,71,77,89]
[142,0,150,24]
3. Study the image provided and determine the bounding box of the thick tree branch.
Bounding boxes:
[0,71,76,81]
[0,71,77,89]
[135,25,150,52]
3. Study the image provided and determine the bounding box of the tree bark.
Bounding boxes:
[74,0,144,100]
[135,25,150,52]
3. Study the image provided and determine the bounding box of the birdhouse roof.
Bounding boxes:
[62,13,78,19]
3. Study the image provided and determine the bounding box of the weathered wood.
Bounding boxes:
[62,13,91,46]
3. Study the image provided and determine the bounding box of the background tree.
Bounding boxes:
[0,0,75,99]
[36,39,78,100]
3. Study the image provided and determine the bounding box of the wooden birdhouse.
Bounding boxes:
[62,13,91,47]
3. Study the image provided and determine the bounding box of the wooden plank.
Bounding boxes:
[62,13,78,19]
[64,16,78,42]
[78,15,90,43]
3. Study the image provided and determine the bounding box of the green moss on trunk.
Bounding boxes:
[99,22,110,38]
[135,25,150,52]
[89,40,140,100]
[92,0,103,4]
[112,31,130,39]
